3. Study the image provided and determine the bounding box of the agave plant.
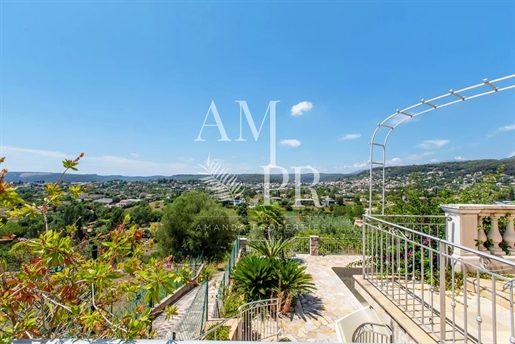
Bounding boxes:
[247,238,294,259]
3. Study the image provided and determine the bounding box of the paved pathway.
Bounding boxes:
[279,254,364,342]
[153,272,224,339]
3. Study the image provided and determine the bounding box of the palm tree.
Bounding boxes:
[247,238,293,259]
[251,205,285,240]
[231,256,277,301]
[232,255,316,313]
[275,259,315,313]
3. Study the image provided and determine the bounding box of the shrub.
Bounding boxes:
[221,290,245,318]
[205,323,231,340]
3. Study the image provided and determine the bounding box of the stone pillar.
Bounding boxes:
[477,215,488,251]
[504,216,515,255]
[240,237,248,255]
[440,204,481,257]
[310,235,319,256]
[488,215,505,255]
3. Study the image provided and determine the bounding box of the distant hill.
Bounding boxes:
[3,172,355,183]
[3,172,173,183]
[5,158,515,183]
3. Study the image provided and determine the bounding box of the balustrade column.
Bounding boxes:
[504,216,515,255]
[488,214,505,255]
[477,215,488,251]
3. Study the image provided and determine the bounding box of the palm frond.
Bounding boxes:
[198,155,243,202]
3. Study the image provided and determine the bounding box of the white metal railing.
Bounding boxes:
[238,298,280,341]
[288,237,310,255]
[319,236,361,255]
[363,214,515,344]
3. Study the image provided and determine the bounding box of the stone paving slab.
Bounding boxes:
[280,254,363,342]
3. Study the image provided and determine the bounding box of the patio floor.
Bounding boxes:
[279,254,363,342]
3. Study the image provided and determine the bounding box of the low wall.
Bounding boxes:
[151,283,196,316]
[354,276,437,344]
[151,263,205,316]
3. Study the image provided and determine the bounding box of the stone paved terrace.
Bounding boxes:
[279,254,363,342]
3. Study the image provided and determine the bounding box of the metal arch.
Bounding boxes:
[368,75,515,214]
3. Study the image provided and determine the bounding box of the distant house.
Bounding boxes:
[322,198,335,206]
[79,194,104,202]
[354,217,363,227]
[116,198,141,207]
[93,198,113,205]
[227,199,245,206]
[294,199,315,207]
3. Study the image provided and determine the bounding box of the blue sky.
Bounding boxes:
[1,0,515,176]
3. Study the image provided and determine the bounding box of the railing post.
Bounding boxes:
[240,237,248,255]
[439,241,447,343]
[362,215,366,277]
[310,235,319,256]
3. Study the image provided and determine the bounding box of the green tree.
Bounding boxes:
[385,173,455,215]
[247,238,293,259]
[156,192,237,261]
[459,165,507,204]
[250,204,285,240]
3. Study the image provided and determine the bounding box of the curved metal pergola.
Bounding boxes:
[369,74,515,214]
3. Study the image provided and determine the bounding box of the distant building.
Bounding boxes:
[93,198,113,205]
[227,199,245,206]
[322,198,335,206]
[294,199,315,207]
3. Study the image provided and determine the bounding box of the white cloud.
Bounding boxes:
[386,157,402,166]
[499,124,515,133]
[345,161,369,169]
[488,124,515,138]
[291,101,313,116]
[418,139,450,150]
[339,133,361,141]
[430,159,438,163]
[130,153,140,158]
[455,156,465,161]
[280,139,302,148]
[1,146,69,159]
[179,157,195,163]
[341,152,432,171]
[509,152,515,158]
[405,151,434,161]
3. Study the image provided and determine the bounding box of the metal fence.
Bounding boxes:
[363,214,515,343]
[113,253,204,318]
[319,236,361,255]
[165,279,209,340]
[214,236,240,318]
[239,298,280,341]
[288,237,310,255]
